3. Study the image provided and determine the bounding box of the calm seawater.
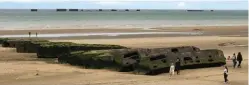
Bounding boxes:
[0,9,247,30]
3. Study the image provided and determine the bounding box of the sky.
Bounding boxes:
[0,0,248,10]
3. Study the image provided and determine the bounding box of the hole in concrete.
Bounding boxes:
[193,47,197,51]
[150,55,166,61]
[130,55,139,59]
[196,60,200,63]
[136,60,140,63]
[184,57,193,64]
[208,59,214,62]
[153,66,157,68]
[161,59,167,63]
[124,51,139,58]
[208,55,213,62]
[171,48,179,53]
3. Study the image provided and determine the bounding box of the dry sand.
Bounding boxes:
[0,26,248,85]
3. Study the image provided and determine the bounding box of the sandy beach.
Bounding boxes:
[0,25,247,35]
[0,25,248,85]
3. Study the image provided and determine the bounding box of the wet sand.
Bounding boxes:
[0,25,248,85]
[0,25,247,36]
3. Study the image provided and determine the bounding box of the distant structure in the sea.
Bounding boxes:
[52,9,142,12]
[111,9,117,11]
[30,9,38,12]
[187,10,204,12]
[210,10,214,12]
[69,9,78,12]
[56,9,67,12]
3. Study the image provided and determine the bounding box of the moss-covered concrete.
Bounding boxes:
[2,38,48,48]
[37,42,127,58]
[15,40,49,53]
[57,47,226,75]
[0,38,9,45]
[0,38,226,75]
[59,50,123,70]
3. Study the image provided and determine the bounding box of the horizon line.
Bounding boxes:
[0,8,248,10]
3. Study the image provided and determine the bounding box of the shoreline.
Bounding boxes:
[0,25,247,31]
[0,25,247,34]
[0,25,247,39]
[0,32,203,38]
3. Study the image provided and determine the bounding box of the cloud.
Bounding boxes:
[0,0,65,3]
[0,0,246,2]
[95,1,129,5]
[177,2,185,7]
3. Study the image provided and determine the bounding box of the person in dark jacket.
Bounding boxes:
[175,58,181,75]
[28,32,31,38]
[36,32,38,37]
[237,52,243,68]
[232,53,237,68]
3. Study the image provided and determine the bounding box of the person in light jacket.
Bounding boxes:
[224,66,229,83]
[232,53,237,68]
[169,63,175,77]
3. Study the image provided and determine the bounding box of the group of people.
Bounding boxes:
[231,52,243,68]
[169,58,181,77]
[224,52,243,84]
[167,52,243,84]
[28,32,38,37]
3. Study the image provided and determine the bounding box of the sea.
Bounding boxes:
[0,9,248,30]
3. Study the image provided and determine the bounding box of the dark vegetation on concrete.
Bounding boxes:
[0,38,9,44]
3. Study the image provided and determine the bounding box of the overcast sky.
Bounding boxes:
[0,0,247,10]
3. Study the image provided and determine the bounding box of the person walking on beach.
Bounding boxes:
[232,53,237,68]
[169,63,175,77]
[175,58,181,75]
[36,32,38,37]
[237,52,243,68]
[227,56,230,60]
[28,32,31,38]
[223,66,229,84]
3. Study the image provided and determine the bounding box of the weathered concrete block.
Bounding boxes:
[56,9,67,12]
[31,9,38,12]
[57,46,226,75]
[69,9,78,11]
